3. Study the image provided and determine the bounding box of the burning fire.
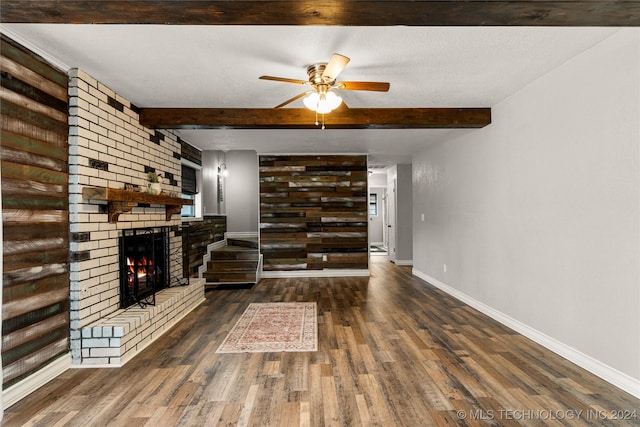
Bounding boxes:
[127,256,154,284]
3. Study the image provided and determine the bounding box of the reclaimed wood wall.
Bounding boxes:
[259,155,368,271]
[181,215,226,277]
[1,34,70,388]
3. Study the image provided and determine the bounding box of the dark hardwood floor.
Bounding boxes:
[3,257,639,426]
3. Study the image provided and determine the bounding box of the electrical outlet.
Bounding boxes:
[443,264,447,273]
[420,213,425,222]
[322,254,328,262]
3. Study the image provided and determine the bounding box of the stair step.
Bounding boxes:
[203,271,257,282]
[203,240,261,286]
[208,260,257,271]
[227,237,259,249]
[210,250,259,261]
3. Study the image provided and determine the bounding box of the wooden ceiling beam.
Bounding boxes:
[2,1,639,26]
[138,108,491,130]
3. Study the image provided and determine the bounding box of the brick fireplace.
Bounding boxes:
[119,227,169,309]
[68,69,205,366]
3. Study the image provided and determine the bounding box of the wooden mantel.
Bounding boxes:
[82,186,193,223]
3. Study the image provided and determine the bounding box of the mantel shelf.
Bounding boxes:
[82,186,194,223]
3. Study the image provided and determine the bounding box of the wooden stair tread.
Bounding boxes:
[203,238,261,287]
[226,237,259,249]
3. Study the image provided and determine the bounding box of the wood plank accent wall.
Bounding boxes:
[1,34,70,388]
[179,137,202,166]
[181,215,226,277]
[259,155,368,271]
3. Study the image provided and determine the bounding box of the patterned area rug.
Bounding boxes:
[216,302,318,353]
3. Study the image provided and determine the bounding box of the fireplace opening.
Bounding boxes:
[119,227,170,308]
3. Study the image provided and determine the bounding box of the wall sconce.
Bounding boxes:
[217,163,229,177]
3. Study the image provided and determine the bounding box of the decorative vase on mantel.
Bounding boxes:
[148,182,162,195]
[147,171,163,195]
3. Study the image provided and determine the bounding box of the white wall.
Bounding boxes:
[201,150,225,215]
[412,29,640,392]
[225,150,259,233]
[368,172,387,187]
[388,165,413,263]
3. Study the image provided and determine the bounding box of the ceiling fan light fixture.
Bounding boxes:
[302,91,320,111]
[303,90,342,114]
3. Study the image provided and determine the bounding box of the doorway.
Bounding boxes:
[369,187,387,255]
[387,178,397,262]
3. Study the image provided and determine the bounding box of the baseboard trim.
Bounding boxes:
[412,268,640,399]
[262,269,370,278]
[2,352,72,408]
[393,259,413,266]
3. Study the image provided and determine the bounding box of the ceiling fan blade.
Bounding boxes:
[273,92,308,109]
[259,75,309,85]
[337,81,391,92]
[335,100,349,112]
[322,53,350,82]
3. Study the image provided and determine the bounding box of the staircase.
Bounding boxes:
[203,237,261,288]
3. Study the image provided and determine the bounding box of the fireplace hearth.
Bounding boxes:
[119,227,170,308]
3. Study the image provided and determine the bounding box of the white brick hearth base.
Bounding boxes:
[78,279,205,367]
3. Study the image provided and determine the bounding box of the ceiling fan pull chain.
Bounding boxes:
[322,113,325,130]
[315,110,319,126]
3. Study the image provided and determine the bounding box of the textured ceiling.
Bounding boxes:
[3,25,619,165]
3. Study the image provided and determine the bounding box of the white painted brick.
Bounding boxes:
[82,357,110,365]
[89,265,110,278]
[91,248,110,259]
[83,337,109,348]
[97,82,116,99]
[89,122,109,137]
[107,113,125,128]
[90,299,111,314]
[88,85,108,103]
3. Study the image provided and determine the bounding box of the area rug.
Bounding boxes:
[216,302,318,353]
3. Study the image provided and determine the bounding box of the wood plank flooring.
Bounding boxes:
[3,257,639,426]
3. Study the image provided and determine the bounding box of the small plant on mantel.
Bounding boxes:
[147,171,163,183]
[147,171,163,195]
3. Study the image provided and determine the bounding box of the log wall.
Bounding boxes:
[259,155,368,271]
[1,34,70,388]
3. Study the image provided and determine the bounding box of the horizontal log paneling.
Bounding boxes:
[181,215,226,277]
[2,313,68,352]
[180,138,202,166]
[0,57,68,102]
[2,209,68,224]
[0,129,67,160]
[2,339,69,385]
[259,155,368,271]
[0,38,68,88]
[1,34,69,389]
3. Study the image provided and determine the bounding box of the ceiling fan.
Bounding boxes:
[259,53,390,117]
